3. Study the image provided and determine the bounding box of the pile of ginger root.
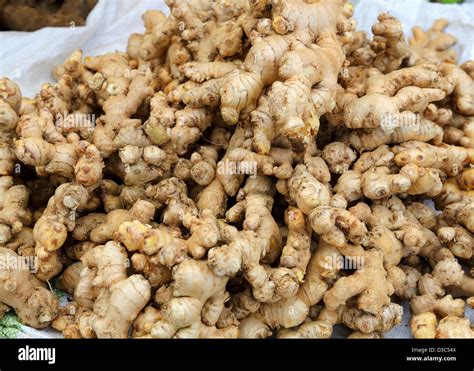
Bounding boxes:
[0,0,473,339]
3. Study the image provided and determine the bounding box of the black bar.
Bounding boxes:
[0,339,472,369]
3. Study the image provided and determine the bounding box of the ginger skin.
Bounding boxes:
[237,240,340,337]
[324,246,394,316]
[0,177,31,245]
[147,259,233,338]
[86,200,155,244]
[66,242,151,338]
[0,78,21,176]
[0,248,58,328]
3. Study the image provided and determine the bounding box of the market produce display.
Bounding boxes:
[0,0,473,339]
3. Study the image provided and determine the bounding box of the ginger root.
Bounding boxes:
[66,242,151,338]
[3,0,474,340]
[0,248,58,328]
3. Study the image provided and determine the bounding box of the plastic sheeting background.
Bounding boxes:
[0,0,473,338]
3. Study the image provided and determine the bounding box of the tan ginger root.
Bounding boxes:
[322,142,356,174]
[145,177,198,227]
[334,146,397,202]
[213,125,251,197]
[179,75,227,109]
[363,165,442,199]
[435,316,474,338]
[160,37,193,83]
[183,61,239,84]
[66,242,151,338]
[115,210,216,264]
[182,209,221,259]
[448,272,474,299]
[221,146,296,181]
[0,248,58,328]
[467,297,474,309]
[196,178,228,218]
[462,61,474,79]
[56,262,85,295]
[114,220,187,287]
[219,0,354,128]
[442,64,474,116]
[435,177,474,210]
[189,146,218,186]
[351,200,419,258]
[287,164,331,215]
[437,224,474,260]
[143,92,176,145]
[346,116,443,152]
[132,305,162,338]
[222,148,274,178]
[392,141,470,177]
[107,143,170,186]
[456,168,474,190]
[0,177,31,244]
[370,13,409,73]
[410,312,438,339]
[387,265,421,300]
[333,144,437,200]
[0,227,35,256]
[275,308,339,339]
[409,19,457,65]
[410,294,465,318]
[33,183,88,281]
[303,151,331,184]
[407,202,438,230]
[92,73,154,158]
[279,207,312,280]
[73,141,104,191]
[98,180,160,213]
[442,200,474,233]
[50,49,94,111]
[147,258,235,338]
[323,245,394,316]
[407,20,474,115]
[309,207,367,248]
[51,302,83,336]
[81,52,135,105]
[0,78,21,176]
[364,197,458,265]
[343,65,446,130]
[33,143,103,281]
[336,302,403,335]
[209,224,297,304]
[237,240,340,338]
[251,31,346,153]
[74,199,156,244]
[225,176,282,264]
[15,107,84,180]
[169,1,244,63]
[130,10,176,63]
[152,82,217,157]
[170,108,214,156]
[127,253,171,289]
